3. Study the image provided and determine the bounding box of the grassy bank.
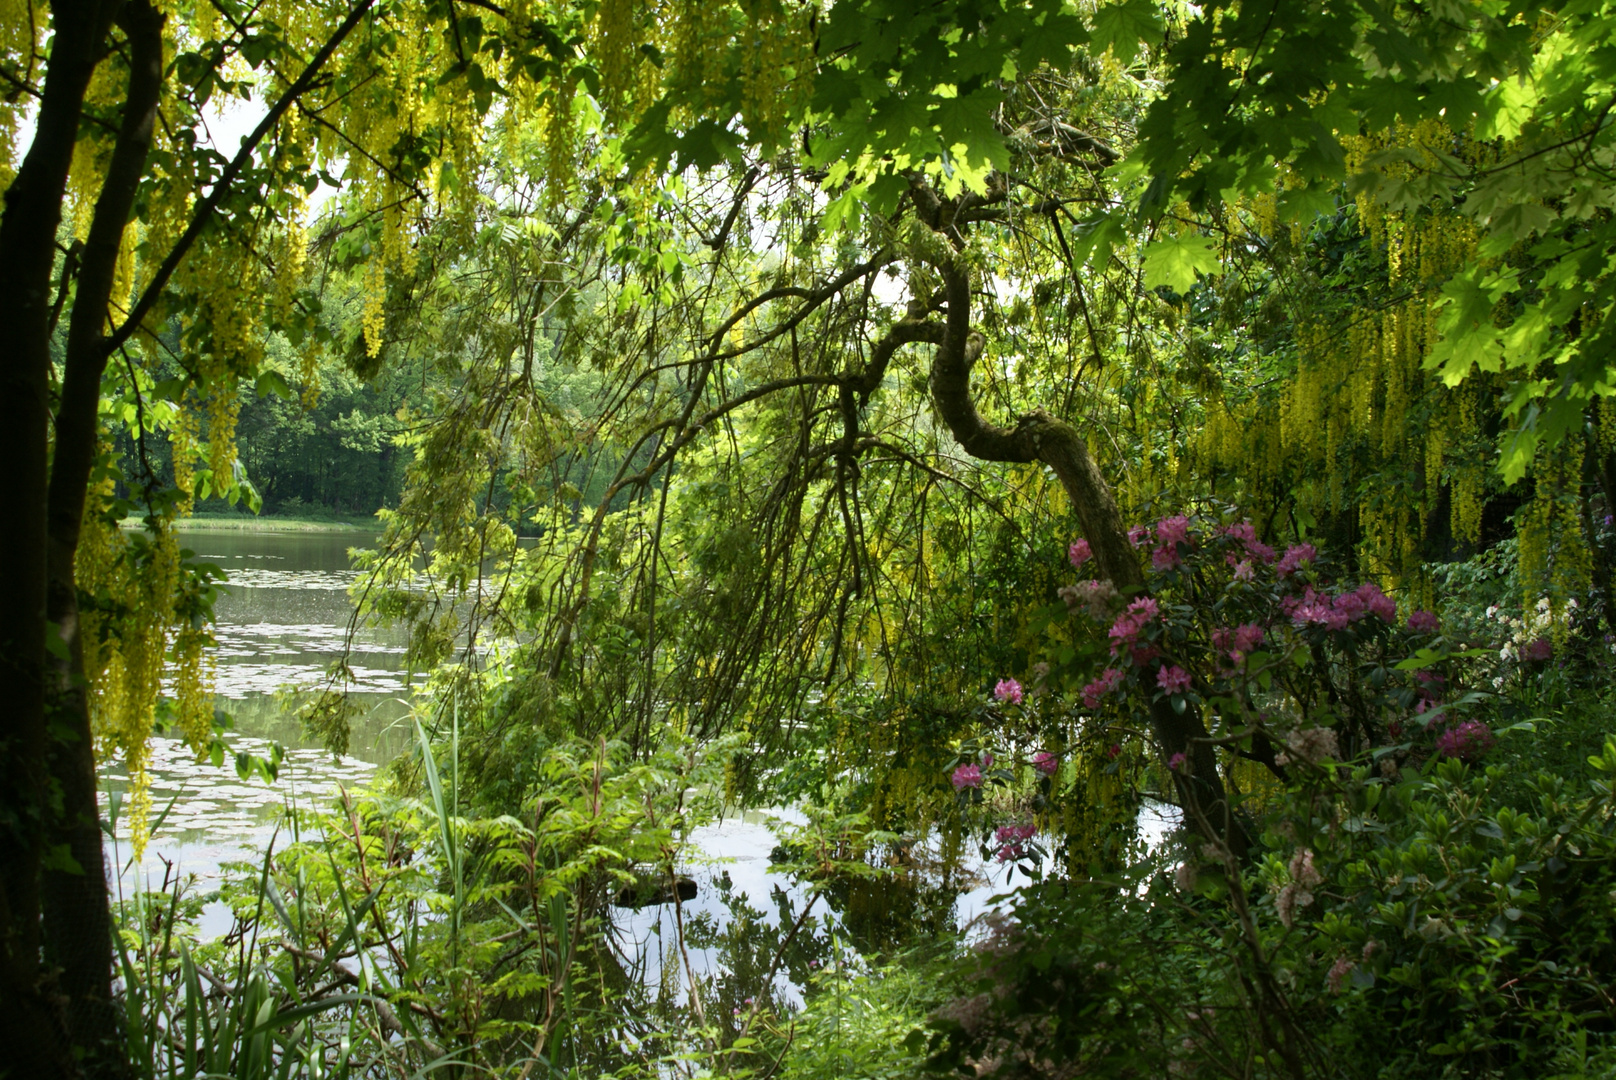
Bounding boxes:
[120,512,379,533]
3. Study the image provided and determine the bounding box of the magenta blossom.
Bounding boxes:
[994,678,1024,705]
[1081,667,1126,708]
[951,764,983,790]
[1068,538,1093,567]
[1277,543,1318,576]
[994,823,1037,862]
[1128,525,1150,547]
[1168,752,1187,771]
[1234,623,1266,654]
[1524,636,1553,662]
[1407,610,1440,634]
[1151,544,1183,571]
[1156,515,1191,547]
[1353,581,1398,622]
[1435,720,1496,761]
[1157,665,1192,695]
[1032,751,1059,776]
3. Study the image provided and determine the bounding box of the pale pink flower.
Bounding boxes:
[1233,559,1256,582]
[1068,538,1093,567]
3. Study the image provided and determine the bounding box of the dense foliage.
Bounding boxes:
[6,0,1616,1077]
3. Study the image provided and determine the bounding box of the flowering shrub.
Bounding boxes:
[1040,507,1501,775]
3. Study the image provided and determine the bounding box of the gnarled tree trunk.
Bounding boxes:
[915,236,1247,857]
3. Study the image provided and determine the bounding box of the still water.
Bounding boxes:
[100,527,407,928]
[97,526,1071,995]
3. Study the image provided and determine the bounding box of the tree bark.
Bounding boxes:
[0,0,123,1069]
[38,4,164,1075]
[922,254,1247,857]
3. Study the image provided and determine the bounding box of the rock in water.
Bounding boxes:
[613,876,698,909]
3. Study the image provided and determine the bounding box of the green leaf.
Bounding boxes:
[1142,233,1220,293]
[1091,0,1163,66]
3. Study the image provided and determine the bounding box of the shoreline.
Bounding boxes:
[120,515,379,534]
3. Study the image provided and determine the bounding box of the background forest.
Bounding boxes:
[4,0,1616,1077]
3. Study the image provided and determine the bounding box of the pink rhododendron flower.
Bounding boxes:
[1068,538,1093,567]
[1081,667,1126,708]
[1221,521,1257,544]
[1436,720,1495,760]
[1407,609,1439,633]
[1277,543,1318,576]
[1246,539,1277,564]
[1151,544,1183,571]
[951,764,983,790]
[1233,559,1256,582]
[994,823,1037,861]
[994,678,1023,705]
[1129,644,1160,667]
[1032,751,1059,776]
[1353,581,1397,622]
[1168,752,1187,771]
[1156,515,1191,547]
[1524,636,1553,662]
[1234,623,1266,654]
[1211,627,1235,653]
[1128,525,1150,547]
[1157,665,1192,694]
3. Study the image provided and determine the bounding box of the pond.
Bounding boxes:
[100,526,406,933]
[97,525,1150,998]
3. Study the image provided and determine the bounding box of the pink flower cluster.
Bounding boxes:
[1276,543,1318,577]
[1407,609,1440,634]
[951,764,983,790]
[1211,623,1267,663]
[1031,751,1059,776]
[1435,720,1495,761]
[1156,665,1192,695]
[1219,521,1276,564]
[1524,636,1553,662]
[1283,582,1397,631]
[1108,597,1161,655]
[1081,667,1125,708]
[1068,538,1093,567]
[994,678,1023,705]
[1150,515,1192,571]
[994,823,1037,862]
